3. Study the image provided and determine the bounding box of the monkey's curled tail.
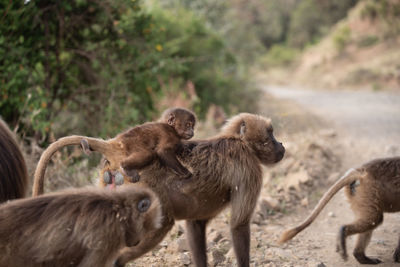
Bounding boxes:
[278,168,360,244]
[32,136,110,197]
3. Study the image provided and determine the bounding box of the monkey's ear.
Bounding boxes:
[167,114,175,126]
[239,121,246,137]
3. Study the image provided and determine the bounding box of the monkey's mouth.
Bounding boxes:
[183,133,194,140]
[274,145,285,162]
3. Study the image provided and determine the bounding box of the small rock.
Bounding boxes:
[169,236,189,252]
[258,196,280,219]
[328,172,340,183]
[376,240,386,245]
[269,247,294,259]
[285,168,309,191]
[218,238,231,254]
[211,249,226,266]
[301,197,308,207]
[180,252,191,265]
[225,248,235,260]
[316,263,326,267]
[208,231,223,243]
[385,145,398,156]
[251,213,264,225]
[159,241,168,247]
[319,129,337,138]
[328,212,335,217]
[177,223,185,235]
[177,237,189,252]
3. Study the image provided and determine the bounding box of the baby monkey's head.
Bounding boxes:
[159,107,196,140]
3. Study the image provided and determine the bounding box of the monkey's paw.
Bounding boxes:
[113,259,124,267]
[393,247,400,262]
[353,252,382,264]
[121,168,141,183]
[336,226,348,261]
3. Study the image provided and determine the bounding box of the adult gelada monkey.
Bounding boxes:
[33,107,195,195]
[34,113,285,267]
[0,118,28,202]
[279,157,400,265]
[0,184,162,267]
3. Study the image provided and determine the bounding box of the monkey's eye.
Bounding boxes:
[186,122,192,128]
[262,140,270,146]
[137,198,151,212]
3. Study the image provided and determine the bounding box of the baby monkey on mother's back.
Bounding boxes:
[82,107,196,184]
[33,108,196,195]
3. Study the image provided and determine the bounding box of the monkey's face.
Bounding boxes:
[229,113,285,165]
[125,186,163,241]
[175,118,195,140]
[251,126,285,165]
[164,109,196,140]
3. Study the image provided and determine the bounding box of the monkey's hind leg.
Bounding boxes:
[353,230,382,264]
[394,234,400,262]
[121,150,155,182]
[336,211,383,264]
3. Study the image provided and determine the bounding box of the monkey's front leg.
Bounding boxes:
[157,148,192,178]
[114,222,173,267]
[186,219,208,267]
[120,151,155,183]
[231,223,250,267]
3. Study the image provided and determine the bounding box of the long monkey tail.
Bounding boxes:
[32,135,110,196]
[278,168,360,244]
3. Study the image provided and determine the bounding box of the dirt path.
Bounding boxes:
[260,86,400,267]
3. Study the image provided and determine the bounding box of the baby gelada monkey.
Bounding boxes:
[99,107,196,185]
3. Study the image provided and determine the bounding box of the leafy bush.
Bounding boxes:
[361,0,400,38]
[262,45,299,67]
[288,0,358,48]
[357,35,379,48]
[333,25,351,52]
[0,0,257,144]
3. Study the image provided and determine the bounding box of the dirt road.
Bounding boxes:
[261,86,400,267]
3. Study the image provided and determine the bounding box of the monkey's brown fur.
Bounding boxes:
[279,157,400,265]
[0,119,28,202]
[32,113,285,267]
[0,184,162,267]
[33,107,195,195]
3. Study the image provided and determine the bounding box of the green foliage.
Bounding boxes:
[288,0,358,48]
[1,0,255,143]
[157,0,266,64]
[357,35,379,48]
[361,0,400,38]
[333,25,351,52]
[262,45,299,67]
[148,6,253,116]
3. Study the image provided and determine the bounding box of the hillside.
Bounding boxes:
[262,0,400,91]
